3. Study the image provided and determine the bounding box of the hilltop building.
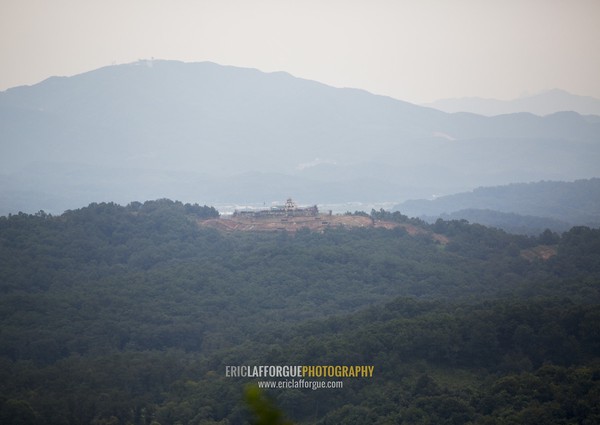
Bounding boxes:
[233,198,318,218]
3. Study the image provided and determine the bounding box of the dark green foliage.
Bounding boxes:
[0,201,599,424]
[245,386,293,425]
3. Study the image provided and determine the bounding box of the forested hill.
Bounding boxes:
[396,178,600,233]
[2,60,600,215]
[1,200,599,424]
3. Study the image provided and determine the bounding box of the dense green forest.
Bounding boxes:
[0,200,599,424]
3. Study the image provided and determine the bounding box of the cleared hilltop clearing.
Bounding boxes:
[199,210,558,261]
[199,213,450,244]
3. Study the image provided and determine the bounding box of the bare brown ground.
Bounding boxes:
[521,245,558,261]
[199,214,449,244]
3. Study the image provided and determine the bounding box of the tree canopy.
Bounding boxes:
[0,200,598,424]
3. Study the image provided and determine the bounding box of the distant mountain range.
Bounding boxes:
[395,178,600,234]
[423,89,600,117]
[1,60,600,215]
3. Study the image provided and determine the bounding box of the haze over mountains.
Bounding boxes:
[395,179,600,235]
[1,60,599,216]
[424,89,600,117]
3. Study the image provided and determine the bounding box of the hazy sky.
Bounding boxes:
[1,0,599,104]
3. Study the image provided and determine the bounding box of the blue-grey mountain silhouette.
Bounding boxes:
[1,60,599,214]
